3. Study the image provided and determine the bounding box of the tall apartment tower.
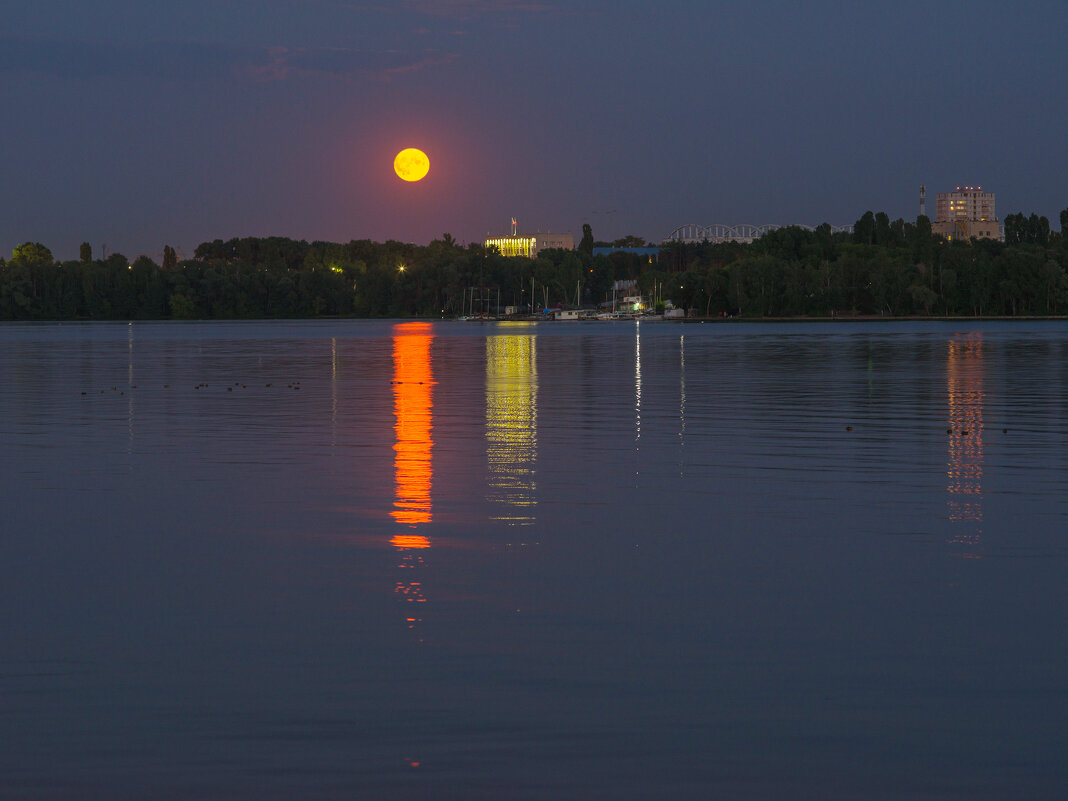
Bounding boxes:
[932,185,1000,240]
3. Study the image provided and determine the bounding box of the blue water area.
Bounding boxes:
[1,319,1066,800]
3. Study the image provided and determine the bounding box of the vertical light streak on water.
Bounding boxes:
[330,336,338,448]
[391,322,435,636]
[634,321,642,444]
[678,334,686,478]
[946,333,984,550]
[485,325,538,526]
[633,321,642,483]
[391,531,430,636]
[127,322,135,452]
[391,323,434,526]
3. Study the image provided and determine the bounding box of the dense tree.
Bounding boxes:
[579,223,594,256]
[853,211,875,245]
[910,215,934,265]
[5,214,1068,322]
[1004,213,1023,245]
[874,212,892,245]
[162,245,177,271]
[11,242,54,265]
[1006,213,1052,246]
[1030,214,1050,246]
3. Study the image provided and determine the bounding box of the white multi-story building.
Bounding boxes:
[933,186,1000,240]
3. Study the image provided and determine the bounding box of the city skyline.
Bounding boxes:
[3,0,1066,261]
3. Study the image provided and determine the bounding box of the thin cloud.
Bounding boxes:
[322,0,565,19]
[0,37,456,82]
[279,46,458,79]
[403,0,561,15]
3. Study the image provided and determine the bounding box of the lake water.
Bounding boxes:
[1,319,1066,800]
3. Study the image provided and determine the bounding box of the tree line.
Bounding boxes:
[666,209,1068,317]
[2,208,1068,321]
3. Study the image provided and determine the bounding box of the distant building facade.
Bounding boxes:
[485,232,574,258]
[932,186,1001,240]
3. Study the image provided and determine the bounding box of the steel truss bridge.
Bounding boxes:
[666,222,853,244]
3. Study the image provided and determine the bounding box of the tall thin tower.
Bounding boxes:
[920,185,927,218]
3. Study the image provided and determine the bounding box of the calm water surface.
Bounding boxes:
[1,319,1066,800]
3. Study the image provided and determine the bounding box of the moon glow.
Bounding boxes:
[394,148,430,182]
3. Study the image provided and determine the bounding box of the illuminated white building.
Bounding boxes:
[932,186,1000,240]
[485,231,574,258]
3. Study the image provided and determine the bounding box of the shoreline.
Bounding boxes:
[5,314,1068,325]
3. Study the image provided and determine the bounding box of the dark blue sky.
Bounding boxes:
[3,0,1066,260]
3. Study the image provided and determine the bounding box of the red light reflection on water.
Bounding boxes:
[391,323,434,633]
[390,534,431,549]
[391,322,434,526]
[392,530,429,632]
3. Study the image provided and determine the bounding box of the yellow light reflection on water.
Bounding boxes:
[946,334,984,543]
[392,322,434,526]
[486,325,538,525]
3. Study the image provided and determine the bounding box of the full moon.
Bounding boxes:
[394,148,430,182]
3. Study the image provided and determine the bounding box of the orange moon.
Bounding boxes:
[394,148,430,182]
